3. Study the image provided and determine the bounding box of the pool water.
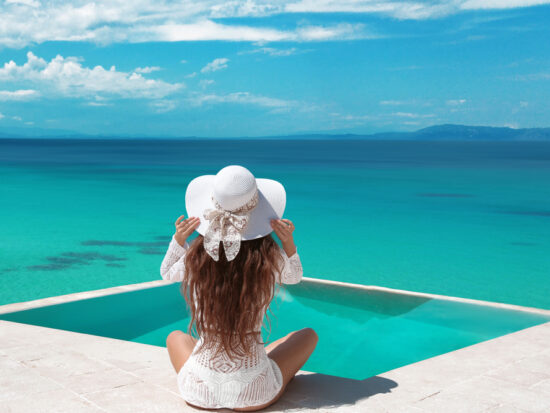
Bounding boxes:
[1,280,548,380]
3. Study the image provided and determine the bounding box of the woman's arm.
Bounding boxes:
[160,215,200,282]
[271,218,303,285]
[277,246,303,285]
[160,235,189,282]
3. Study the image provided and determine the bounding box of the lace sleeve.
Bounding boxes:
[160,235,190,282]
[276,246,303,285]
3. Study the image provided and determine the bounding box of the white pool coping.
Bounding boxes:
[1,277,549,317]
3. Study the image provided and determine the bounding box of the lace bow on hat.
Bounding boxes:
[202,190,259,261]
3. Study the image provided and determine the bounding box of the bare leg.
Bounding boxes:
[233,327,318,412]
[166,330,198,373]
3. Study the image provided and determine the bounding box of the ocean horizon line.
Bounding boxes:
[2,123,550,142]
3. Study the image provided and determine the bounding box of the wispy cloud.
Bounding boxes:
[0,2,377,48]
[190,91,295,109]
[134,66,161,74]
[446,99,467,105]
[201,58,229,73]
[380,100,411,106]
[391,112,436,118]
[150,99,177,113]
[460,0,550,11]
[509,72,550,81]
[284,0,550,18]
[0,89,39,101]
[0,1,547,48]
[0,52,183,100]
[239,47,301,57]
[379,99,433,106]
[85,101,112,107]
[199,79,215,89]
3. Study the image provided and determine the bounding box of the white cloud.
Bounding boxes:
[0,2,377,48]
[12,116,22,121]
[519,101,529,107]
[446,99,467,105]
[0,52,183,99]
[380,100,408,106]
[461,0,550,10]
[134,66,161,73]
[511,73,550,81]
[239,47,300,57]
[284,0,550,18]
[185,72,197,78]
[5,0,39,7]
[0,89,39,101]
[180,60,188,64]
[201,58,229,73]
[199,79,215,88]
[150,99,177,113]
[85,101,112,107]
[391,112,436,118]
[0,1,548,48]
[190,91,295,109]
[379,98,434,106]
[0,112,4,119]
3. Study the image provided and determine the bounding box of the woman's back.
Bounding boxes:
[160,233,303,409]
[160,165,316,411]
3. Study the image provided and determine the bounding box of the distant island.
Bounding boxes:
[1,124,550,141]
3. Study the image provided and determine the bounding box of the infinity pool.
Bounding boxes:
[1,280,548,380]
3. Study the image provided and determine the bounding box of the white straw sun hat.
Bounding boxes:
[185,165,286,261]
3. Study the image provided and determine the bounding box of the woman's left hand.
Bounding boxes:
[271,218,297,256]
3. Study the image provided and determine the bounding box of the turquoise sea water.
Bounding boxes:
[1,282,548,380]
[1,138,549,308]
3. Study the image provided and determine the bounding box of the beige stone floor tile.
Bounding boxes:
[485,404,529,413]
[437,376,550,413]
[530,378,550,395]
[485,363,550,388]
[19,349,114,381]
[54,367,144,395]
[412,384,500,413]
[512,353,550,376]
[386,406,427,413]
[130,365,181,394]
[0,355,63,402]
[83,381,189,413]
[0,388,105,413]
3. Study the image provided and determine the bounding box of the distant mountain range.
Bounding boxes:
[1,124,550,141]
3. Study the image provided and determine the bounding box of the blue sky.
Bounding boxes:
[0,1,549,137]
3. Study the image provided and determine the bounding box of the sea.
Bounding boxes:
[1,138,549,309]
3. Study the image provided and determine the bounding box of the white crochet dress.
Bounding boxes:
[160,235,303,409]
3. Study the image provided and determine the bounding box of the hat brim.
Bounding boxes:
[185,175,286,240]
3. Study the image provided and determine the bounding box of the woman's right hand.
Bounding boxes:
[174,215,200,247]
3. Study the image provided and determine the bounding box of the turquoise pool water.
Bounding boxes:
[1,281,548,380]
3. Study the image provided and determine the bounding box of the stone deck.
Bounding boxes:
[1,280,550,412]
[1,319,550,412]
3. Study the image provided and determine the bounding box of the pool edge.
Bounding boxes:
[1,276,549,317]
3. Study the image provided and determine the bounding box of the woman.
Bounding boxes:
[160,165,318,411]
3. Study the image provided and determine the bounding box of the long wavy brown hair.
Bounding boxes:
[182,234,284,361]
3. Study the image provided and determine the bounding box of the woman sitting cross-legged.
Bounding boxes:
[160,165,318,411]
